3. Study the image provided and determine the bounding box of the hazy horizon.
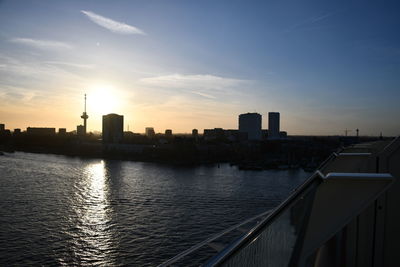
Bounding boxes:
[1,0,399,136]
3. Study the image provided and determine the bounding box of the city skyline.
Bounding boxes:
[0,109,374,138]
[1,1,400,135]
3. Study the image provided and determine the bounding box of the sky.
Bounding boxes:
[0,0,399,135]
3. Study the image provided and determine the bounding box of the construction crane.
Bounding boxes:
[345,129,352,136]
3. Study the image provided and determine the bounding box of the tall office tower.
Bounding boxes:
[0,124,4,132]
[238,112,262,140]
[268,112,280,139]
[80,94,89,135]
[102,114,124,143]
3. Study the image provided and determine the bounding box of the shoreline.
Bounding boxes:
[1,147,315,172]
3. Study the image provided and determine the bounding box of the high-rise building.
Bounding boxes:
[102,114,124,143]
[238,113,262,140]
[145,127,155,138]
[0,124,4,132]
[268,112,280,139]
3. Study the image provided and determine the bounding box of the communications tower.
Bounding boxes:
[80,94,89,135]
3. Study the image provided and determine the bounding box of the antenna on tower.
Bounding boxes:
[80,93,89,135]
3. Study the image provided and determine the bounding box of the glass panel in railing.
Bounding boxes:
[219,179,319,267]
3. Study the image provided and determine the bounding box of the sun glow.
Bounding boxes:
[87,85,120,116]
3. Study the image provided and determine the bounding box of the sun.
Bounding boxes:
[87,85,120,116]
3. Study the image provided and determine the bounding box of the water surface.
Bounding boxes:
[0,152,308,266]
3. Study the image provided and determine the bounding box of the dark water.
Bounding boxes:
[0,152,309,266]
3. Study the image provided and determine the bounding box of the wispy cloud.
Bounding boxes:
[0,84,37,103]
[139,73,248,100]
[286,12,335,32]
[81,10,145,35]
[0,54,86,91]
[9,38,73,50]
[190,91,216,99]
[140,74,245,89]
[43,61,95,69]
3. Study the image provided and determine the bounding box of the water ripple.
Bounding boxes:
[0,152,308,266]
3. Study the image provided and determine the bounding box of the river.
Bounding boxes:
[0,152,309,266]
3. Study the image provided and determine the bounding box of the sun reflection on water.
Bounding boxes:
[71,160,117,266]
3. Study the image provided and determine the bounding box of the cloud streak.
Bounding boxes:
[140,74,245,89]
[285,12,335,32]
[9,38,73,50]
[81,10,145,35]
[139,73,248,100]
[0,54,87,91]
[43,61,95,69]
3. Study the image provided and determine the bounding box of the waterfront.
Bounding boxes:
[0,152,309,266]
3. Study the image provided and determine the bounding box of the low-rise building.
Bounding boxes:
[59,128,67,135]
[145,127,155,138]
[26,127,56,136]
[77,125,85,136]
[165,129,172,137]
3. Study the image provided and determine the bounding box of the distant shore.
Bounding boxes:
[2,133,387,172]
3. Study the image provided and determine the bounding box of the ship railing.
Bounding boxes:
[204,171,394,267]
[158,208,274,266]
[160,170,394,266]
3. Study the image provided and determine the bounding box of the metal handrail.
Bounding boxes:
[337,152,372,156]
[158,209,274,266]
[316,152,338,171]
[206,171,395,267]
[205,171,322,266]
[317,151,371,174]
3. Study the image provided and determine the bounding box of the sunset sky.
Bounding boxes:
[0,0,399,135]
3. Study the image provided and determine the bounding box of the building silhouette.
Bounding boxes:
[58,128,67,135]
[268,112,280,139]
[165,129,172,137]
[80,94,89,135]
[238,112,262,140]
[13,129,21,135]
[0,124,4,132]
[102,114,124,143]
[27,127,56,136]
[77,125,85,136]
[145,127,155,138]
[204,128,225,141]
